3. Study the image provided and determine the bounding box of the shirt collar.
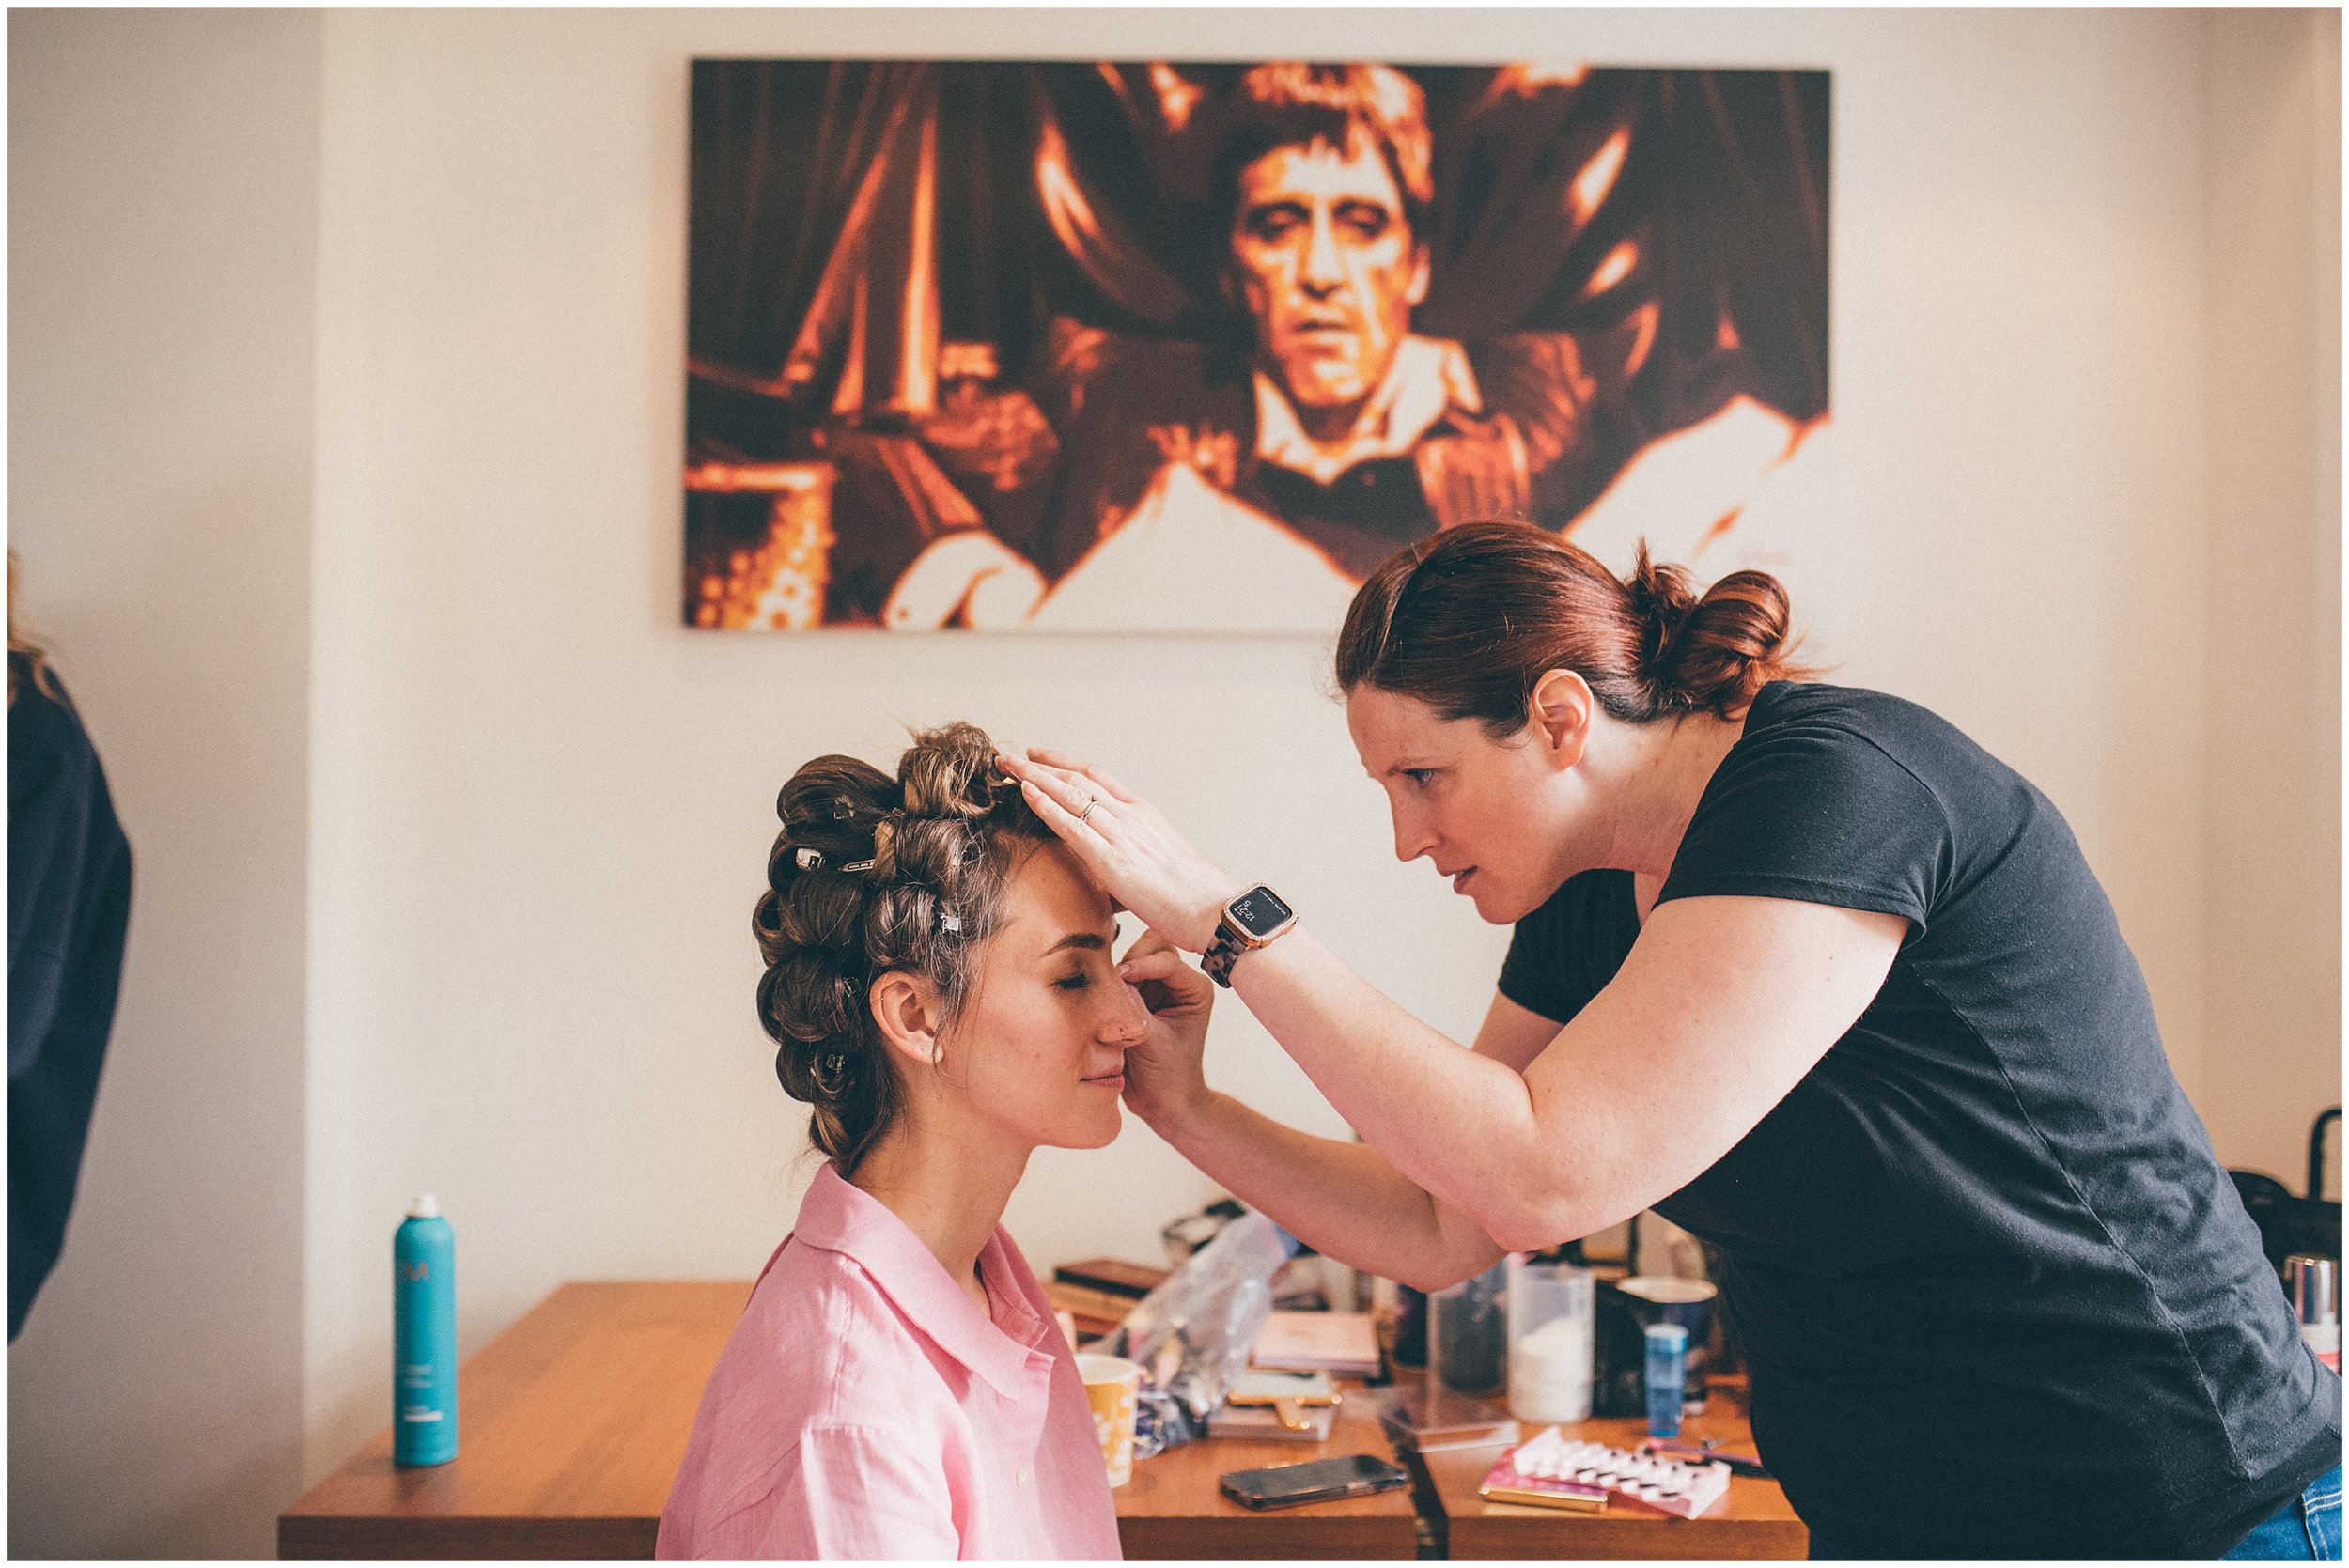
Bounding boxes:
[791,1161,1053,1403]
[1253,334,1483,486]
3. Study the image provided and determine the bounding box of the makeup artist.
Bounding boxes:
[1001,521,2341,1560]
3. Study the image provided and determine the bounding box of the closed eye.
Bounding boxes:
[1053,973,1093,992]
[1242,202,1308,244]
[1333,200,1393,242]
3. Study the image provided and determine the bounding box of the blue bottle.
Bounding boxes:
[1643,1322,1687,1439]
[393,1194,459,1466]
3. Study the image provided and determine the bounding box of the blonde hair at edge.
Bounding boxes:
[8,550,60,708]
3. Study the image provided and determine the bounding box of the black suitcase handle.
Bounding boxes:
[2309,1109,2340,1202]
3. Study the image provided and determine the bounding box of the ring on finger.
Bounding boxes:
[1078,794,1100,825]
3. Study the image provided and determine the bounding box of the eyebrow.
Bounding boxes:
[1041,931,1112,959]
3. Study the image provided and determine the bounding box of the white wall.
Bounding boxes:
[2200,8,2343,1199]
[7,8,2337,1558]
[7,8,320,1559]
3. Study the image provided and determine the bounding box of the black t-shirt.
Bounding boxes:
[1499,681,2341,1559]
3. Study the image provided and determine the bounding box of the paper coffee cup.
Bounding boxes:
[1076,1353,1140,1486]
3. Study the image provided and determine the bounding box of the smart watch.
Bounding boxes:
[1202,885,1298,988]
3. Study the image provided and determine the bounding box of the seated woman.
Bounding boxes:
[658,723,1143,1560]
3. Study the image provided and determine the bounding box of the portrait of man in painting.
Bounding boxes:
[685,60,1829,631]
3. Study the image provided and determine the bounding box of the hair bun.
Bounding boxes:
[1626,545,1700,682]
[896,721,1007,821]
[1652,565,1799,717]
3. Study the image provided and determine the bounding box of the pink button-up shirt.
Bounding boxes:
[658,1162,1122,1560]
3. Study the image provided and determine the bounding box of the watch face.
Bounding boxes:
[1229,886,1295,939]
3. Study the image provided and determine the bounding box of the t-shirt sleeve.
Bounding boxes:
[1657,721,1950,931]
[699,1421,960,1560]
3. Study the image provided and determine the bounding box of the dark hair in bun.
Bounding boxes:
[752,722,1050,1174]
[1335,521,1814,730]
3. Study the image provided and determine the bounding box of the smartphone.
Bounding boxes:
[1219,1452,1410,1510]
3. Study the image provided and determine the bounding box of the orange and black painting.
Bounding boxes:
[686,61,1829,631]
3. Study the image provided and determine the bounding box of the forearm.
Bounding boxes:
[1144,1087,1506,1293]
[1232,929,1607,1250]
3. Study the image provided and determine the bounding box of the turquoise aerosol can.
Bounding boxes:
[393,1194,459,1466]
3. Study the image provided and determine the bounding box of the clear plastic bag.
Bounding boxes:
[1107,1209,1297,1457]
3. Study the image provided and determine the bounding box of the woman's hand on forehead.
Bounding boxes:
[996,749,1241,954]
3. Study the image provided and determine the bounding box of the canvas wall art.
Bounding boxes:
[685,60,1829,631]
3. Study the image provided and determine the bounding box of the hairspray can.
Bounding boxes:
[1643,1323,1687,1439]
[394,1194,459,1466]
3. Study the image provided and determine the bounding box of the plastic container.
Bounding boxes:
[1506,1257,1595,1423]
[2288,1254,2340,1371]
[393,1194,459,1467]
[1429,1258,1509,1397]
[1618,1274,1717,1411]
[1642,1322,1687,1439]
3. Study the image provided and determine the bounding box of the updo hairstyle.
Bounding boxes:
[753,722,1051,1174]
[1335,521,1811,732]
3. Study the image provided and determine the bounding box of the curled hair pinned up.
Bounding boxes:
[753,722,1050,1173]
[1335,521,1813,732]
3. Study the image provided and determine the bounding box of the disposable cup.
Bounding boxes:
[1076,1353,1140,1486]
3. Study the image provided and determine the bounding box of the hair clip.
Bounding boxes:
[832,800,856,820]
[840,858,877,874]
[941,913,964,935]
[795,846,826,872]
[811,1050,850,1096]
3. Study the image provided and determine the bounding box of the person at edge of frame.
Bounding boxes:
[8,551,133,1345]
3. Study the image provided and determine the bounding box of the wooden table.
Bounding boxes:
[1112,1381,1417,1560]
[1406,1377,1807,1560]
[279,1280,1415,1560]
[281,1281,739,1559]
